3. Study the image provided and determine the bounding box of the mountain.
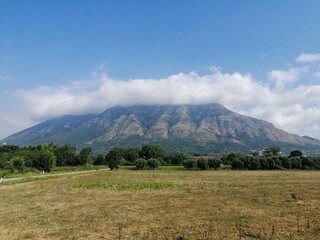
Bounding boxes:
[1,104,320,154]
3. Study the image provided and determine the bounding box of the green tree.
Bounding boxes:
[170,152,188,165]
[105,148,123,170]
[196,158,208,170]
[140,145,168,160]
[123,148,140,163]
[147,158,161,170]
[77,147,93,165]
[93,154,106,165]
[231,159,244,170]
[135,158,148,170]
[9,156,25,173]
[0,158,9,169]
[243,156,260,170]
[289,150,303,158]
[208,158,221,169]
[182,159,196,169]
[54,144,77,166]
[265,146,281,157]
[36,145,56,172]
[301,156,315,169]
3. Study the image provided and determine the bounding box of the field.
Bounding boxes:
[0,169,320,239]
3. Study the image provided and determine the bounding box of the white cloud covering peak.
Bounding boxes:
[1,52,320,140]
[15,70,272,122]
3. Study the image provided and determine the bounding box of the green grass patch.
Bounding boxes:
[70,181,175,190]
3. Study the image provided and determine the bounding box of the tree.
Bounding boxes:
[135,158,148,170]
[9,156,25,172]
[171,152,188,165]
[182,159,196,169]
[265,146,281,157]
[231,159,244,170]
[140,145,168,160]
[93,154,106,165]
[289,150,303,158]
[291,157,302,169]
[196,158,208,170]
[280,156,291,169]
[54,144,77,166]
[105,148,123,170]
[208,158,221,169]
[77,147,93,165]
[123,148,140,163]
[243,156,260,170]
[36,145,56,172]
[301,156,315,169]
[0,157,9,169]
[147,158,161,170]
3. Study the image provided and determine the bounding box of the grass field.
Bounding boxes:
[0,169,320,239]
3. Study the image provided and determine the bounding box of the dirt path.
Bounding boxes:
[1,168,111,183]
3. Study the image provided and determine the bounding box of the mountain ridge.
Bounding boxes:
[1,103,320,154]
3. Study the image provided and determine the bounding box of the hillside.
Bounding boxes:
[1,104,320,154]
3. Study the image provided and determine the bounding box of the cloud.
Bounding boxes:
[15,71,272,122]
[313,72,320,78]
[296,53,320,62]
[2,53,320,140]
[12,67,320,139]
[0,73,10,81]
[268,67,308,88]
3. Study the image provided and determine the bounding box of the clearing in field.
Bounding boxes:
[0,169,319,239]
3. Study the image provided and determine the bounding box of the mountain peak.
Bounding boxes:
[1,103,320,154]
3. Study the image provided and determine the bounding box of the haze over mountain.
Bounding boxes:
[1,104,319,155]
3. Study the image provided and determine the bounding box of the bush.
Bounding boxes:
[105,148,123,170]
[244,156,260,170]
[147,158,161,170]
[208,158,221,169]
[182,159,196,169]
[36,145,56,172]
[93,154,106,166]
[196,158,208,170]
[9,156,25,173]
[231,159,244,170]
[135,158,148,170]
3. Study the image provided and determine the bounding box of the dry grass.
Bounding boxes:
[0,170,320,239]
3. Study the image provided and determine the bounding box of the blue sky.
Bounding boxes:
[1,1,320,139]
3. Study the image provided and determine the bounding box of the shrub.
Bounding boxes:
[208,158,221,169]
[182,159,196,169]
[244,156,260,170]
[9,156,25,173]
[135,158,148,170]
[231,159,244,170]
[93,154,106,165]
[36,145,56,172]
[105,148,123,170]
[147,158,161,170]
[196,158,208,170]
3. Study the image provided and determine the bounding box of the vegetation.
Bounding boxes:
[1,144,320,176]
[0,169,320,239]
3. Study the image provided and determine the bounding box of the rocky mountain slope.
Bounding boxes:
[1,104,320,154]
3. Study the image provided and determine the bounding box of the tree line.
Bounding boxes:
[0,144,319,174]
[0,144,188,173]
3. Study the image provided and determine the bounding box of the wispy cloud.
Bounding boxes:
[0,73,11,81]
[296,53,320,62]
[267,67,308,88]
[313,72,320,78]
